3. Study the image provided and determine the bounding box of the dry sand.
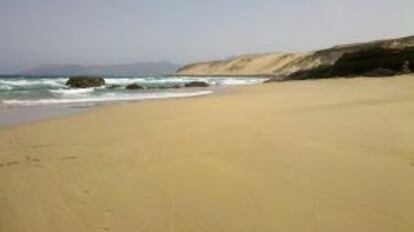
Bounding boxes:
[1,75,414,232]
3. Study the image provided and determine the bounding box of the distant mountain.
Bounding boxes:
[19,61,180,76]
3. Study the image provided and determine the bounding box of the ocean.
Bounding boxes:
[0,75,266,107]
[0,75,267,127]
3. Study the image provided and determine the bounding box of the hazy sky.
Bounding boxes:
[0,0,413,73]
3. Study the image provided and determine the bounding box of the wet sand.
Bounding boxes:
[0,104,94,128]
[1,75,414,232]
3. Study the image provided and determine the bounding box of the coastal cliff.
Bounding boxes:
[177,35,414,79]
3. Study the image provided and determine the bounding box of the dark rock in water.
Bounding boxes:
[66,76,105,88]
[167,84,183,89]
[126,83,143,90]
[184,81,209,88]
[107,84,121,89]
[154,84,182,89]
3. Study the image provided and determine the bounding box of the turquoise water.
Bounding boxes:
[0,75,267,108]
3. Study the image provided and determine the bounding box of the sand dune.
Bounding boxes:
[176,52,310,76]
[1,75,414,231]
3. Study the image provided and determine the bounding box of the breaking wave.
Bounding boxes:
[0,76,266,108]
[2,90,213,106]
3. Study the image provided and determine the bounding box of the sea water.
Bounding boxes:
[0,75,266,107]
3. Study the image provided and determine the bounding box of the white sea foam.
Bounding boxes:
[39,79,67,87]
[0,85,13,90]
[2,90,213,106]
[104,77,188,86]
[104,77,268,87]
[105,78,146,85]
[0,77,266,108]
[50,88,95,95]
[0,79,32,86]
[0,78,66,88]
[0,77,266,89]
[207,78,267,85]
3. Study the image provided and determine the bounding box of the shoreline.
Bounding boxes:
[0,76,269,128]
[0,85,237,129]
[1,75,413,134]
[1,75,414,231]
[0,103,98,129]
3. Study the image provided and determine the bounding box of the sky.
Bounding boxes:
[0,0,413,73]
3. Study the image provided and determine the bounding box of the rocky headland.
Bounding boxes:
[176,35,414,81]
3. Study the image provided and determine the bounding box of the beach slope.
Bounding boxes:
[1,75,414,232]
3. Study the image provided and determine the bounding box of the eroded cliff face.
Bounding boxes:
[176,35,414,78]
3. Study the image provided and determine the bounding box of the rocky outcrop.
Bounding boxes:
[288,47,414,80]
[331,47,413,76]
[107,84,121,89]
[155,84,182,89]
[66,76,105,88]
[126,84,143,90]
[184,81,209,88]
[176,35,414,78]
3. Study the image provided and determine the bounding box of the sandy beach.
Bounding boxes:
[1,75,414,232]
